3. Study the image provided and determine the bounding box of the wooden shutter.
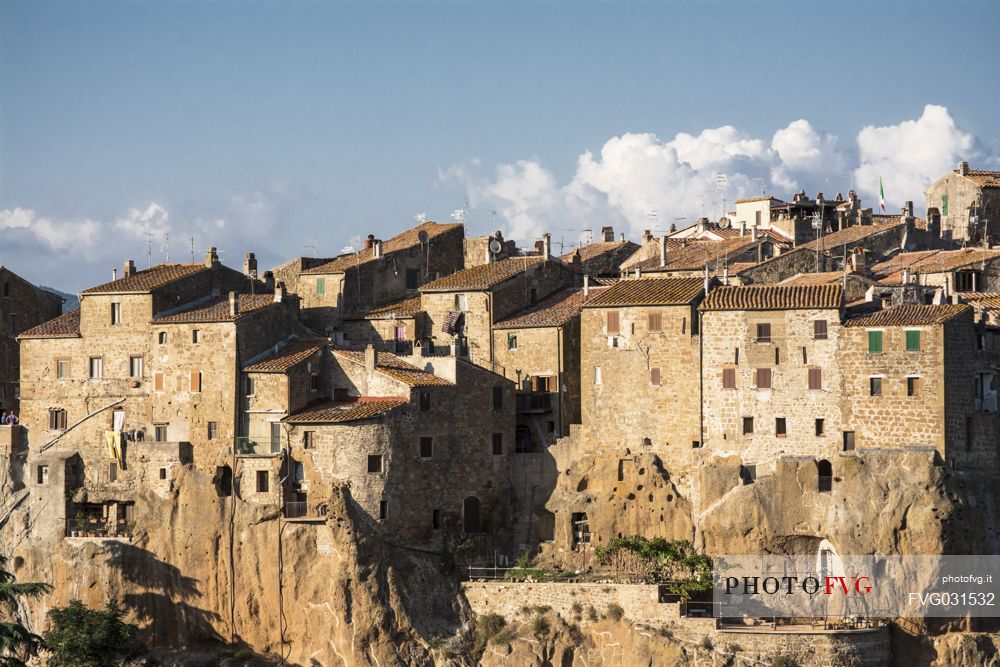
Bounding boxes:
[650,368,661,386]
[190,370,202,392]
[808,368,822,390]
[607,311,620,335]
[814,319,828,340]
[755,368,772,389]
[648,312,662,332]
[154,372,164,392]
[722,368,736,389]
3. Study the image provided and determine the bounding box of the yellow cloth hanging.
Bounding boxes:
[105,431,124,468]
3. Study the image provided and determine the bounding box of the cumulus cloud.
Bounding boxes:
[770,119,846,191]
[0,207,102,250]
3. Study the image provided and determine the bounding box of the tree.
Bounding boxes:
[0,554,52,667]
[43,600,141,667]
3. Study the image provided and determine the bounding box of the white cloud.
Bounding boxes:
[770,119,846,191]
[0,207,101,250]
[854,104,978,209]
[115,202,171,238]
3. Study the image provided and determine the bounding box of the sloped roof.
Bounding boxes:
[960,293,1000,310]
[630,234,784,272]
[420,256,547,292]
[494,287,605,328]
[700,284,843,311]
[302,221,461,275]
[780,271,851,287]
[350,296,422,320]
[963,169,1000,188]
[795,221,905,252]
[561,241,636,263]
[244,339,327,373]
[332,348,453,387]
[18,309,81,339]
[153,294,275,323]
[872,249,1000,284]
[843,304,971,327]
[734,196,781,205]
[282,398,406,424]
[81,264,207,294]
[585,277,705,308]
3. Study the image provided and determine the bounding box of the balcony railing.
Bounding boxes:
[235,436,281,456]
[516,392,553,413]
[284,501,328,520]
[65,518,132,540]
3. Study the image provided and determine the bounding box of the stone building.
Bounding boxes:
[560,233,638,279]
[733,191,872,245]
[463,230,517,269]
[925,162,1000,242]
[418,249,573,368]
[276,221,465,336]
[698,284,845,471]
[491,286,604,451]
[622,233,789,281]
[871,248,1000,294]
[16,251,301,539]
[0,266,63,415]
[338,296,427,354]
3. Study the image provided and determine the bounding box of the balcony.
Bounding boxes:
[235,436,281,457]
[516,392,553,414]
[283,501,328,522]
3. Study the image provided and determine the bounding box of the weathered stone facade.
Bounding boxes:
[925,162,1000,242]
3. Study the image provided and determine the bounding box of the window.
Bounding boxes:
[722,368,736,389]
[310,373,320,391]
[405,269,418,290]
[532,375,552,392]
[303,431,315,449]
[802,347,808,364]
[529,288,538,304]
[755,368,772,390]
[108,461,118,482]
[48,409,67,431]
[907,376,921,397]
[315,277,325,295]
[868,330,883,354]
[817,459,833,493]
[270,422,281,453]
[955,270,976,292]
[775,347,780,365]
[56,359,69,379]
[755,210,762,225]
[755,323,771,343]
[1,282,7,297]
[813,320,828,340]
[740,464,756,485]
[111,302,122,325]
[154,424,168,442]
[154,372,164,392]
[815,418,825,436]
[775,417,786,437]
[607,311,620,335]
[333,387,349,401]
[207,422,218,440]
[158,331,167,345]
[419,392,431,412]
[594,366,602,385]
[492,433,503,455]
[256,470,269,493]
[507,333,517,350]
[432,509,441,529]
[7,314,14,336]
[192,329,201,344]
[36,465,48,484]
[492,385,503,410]
[905,329,921,351]
[88,356,103,379]
[454,293,467,312]
[734,348,740,364]
[681,317,687,335]
[244,377,255,396]
[367,455,383,473]
[419,436,433,458]
[808,368,822,390]
[379,500,388,520]
[190,370,202,392]
[978,333,987,351]
[843,431,856,451]
[159,468,167,480]
[742,417,754,435]
[650,368,661,387]
[869,377,883,396]
[129,355,143,379]
[648,312,662,332]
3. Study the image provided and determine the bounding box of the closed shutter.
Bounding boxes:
[650,368,661,386]
[755,368,772,389]
[868,331,883,354]
[154,372,164,392]
[190,370,202,392]
[905,330,921,351]
[648,312,662,332]
[814,319,828,340]
[607,311,620,335]
[722,368,736,389]
[808,368,822,390]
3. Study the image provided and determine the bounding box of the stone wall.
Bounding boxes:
[925,168,1000,242]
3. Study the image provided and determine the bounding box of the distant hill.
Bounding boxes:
[39,286,79,312]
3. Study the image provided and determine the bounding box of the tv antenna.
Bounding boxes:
[143,232,155,268]
[161,232,170,262]
[753,177,765,196]
[491,210,498,235]
[716,173,728,219]
[414,212,427,224]
[189,237,195,263]
[647,210,659,232]
[304,239,318,257]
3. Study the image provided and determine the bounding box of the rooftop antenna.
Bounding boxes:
[647,210,659,234]
[143,232,155,268]
[189,237,195,263]
[414,212,427,224]
[304,239,318,257]
[716,173,728,220]
[161,232,170,262]
[674,217,686,233]
[753,177,765,196]
[698,194,705,219]
[491,210,498,235]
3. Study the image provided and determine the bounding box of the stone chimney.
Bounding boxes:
[542,233,551,260]
[364,234,375,250]
[739,220,747,236]
[752,225,759,242]
[601,226,614,242]
[365,344,377,372]
[274,281,285,303]
[123,260,137,277]
[902,268,911,284]
[643,229,652,243]
[374,239,383,258]
[112,268,118,281]
[263,270,275,291]
[205,247,219,268]
[850,248,866,273]
[959,161,970,176]
[243,252,257,277]
[659,235,668,267]
[583,274,590,297]
[228,291,239,317]
[902,201,914,219]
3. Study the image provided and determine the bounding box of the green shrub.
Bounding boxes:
[44,600,142,667]
[531,615,551,639]
[473,613,506,646]
[605,603,624,622]
[586,606,599,622]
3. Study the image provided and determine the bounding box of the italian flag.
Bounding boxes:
[879,177,886,212]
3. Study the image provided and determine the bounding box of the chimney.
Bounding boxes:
[601,226,614,242]
[263,270,275,291]
[583,274,590,297]
[365,344,377,372]
[659,235,668,267]
[204,247,219,268]
[364,234,375,250]
[902,201,914,219]
[752,225,759,242]
[123,260,136,277]
[542,233,551,260]
[228,291,239,317]
[723,265,729,284]
[959,161,970,176]
[620,232,625,242]
[374,240,383,258]
[274,281,285,303]
[112,268,118,281]
[243,252,257,277]
[739,220,747,236]
[703,265,710,295]
[903,268,911,284]
[643,229,652,242]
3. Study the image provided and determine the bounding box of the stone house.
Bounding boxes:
[279,221,465,335]
[925,162,1000,242]
[337,296,427,354]
[871,248,1000,294]
[0,265,63,415]
[623,233,790,281]
[463,230,517,269]
[560,236,639,280]
[698,284,845,475]
[733,191,872,245]
[16,251,301,540]
[418,250,573,368]
[491,286,604,452]
[840,304,1000,469]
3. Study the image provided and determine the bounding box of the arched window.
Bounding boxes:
[463,496,481,533]
[817,459,833,493]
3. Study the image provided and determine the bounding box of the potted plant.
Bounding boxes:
[72,514,85,537]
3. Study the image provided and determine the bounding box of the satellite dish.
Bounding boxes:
[418,230,429,244]
[489,239,502,254]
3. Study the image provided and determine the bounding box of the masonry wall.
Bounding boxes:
[339,314,425,351]
[0,268,63,414]
[942,313,1000,470]
[925,172,1000,242]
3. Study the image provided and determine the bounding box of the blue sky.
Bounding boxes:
[2,0,999,291]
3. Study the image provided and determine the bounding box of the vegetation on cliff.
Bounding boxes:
[0,555,50,666]
[43,600,141,667]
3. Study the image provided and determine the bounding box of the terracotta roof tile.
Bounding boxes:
[81,264,207,294]
[795,221,905,252]
[153,294,276,323]
[700,284,843,311]
[561,241,636,263]
[282,398,406,424]
[18,308,81,339]
[244,339,327,372]
[844,304,971,327]
[872,249,1000,284]
[494,287,606,328]
[350,296,422,320]
[420,256,547,291]
[302,221,461,275]
[779,271,848,287]
[963,169,1000,188]
[585,277,705,308]
[735,195,782,204]
[332,348,453,387]
[631,235,784,272]
[960,293,1000,310]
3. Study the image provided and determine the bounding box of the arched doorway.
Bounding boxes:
[817,459,832,493]
[463,496,481,533]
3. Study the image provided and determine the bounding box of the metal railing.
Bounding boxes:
[283,501,328,520]
[65,518,132,539]
[235,436,280,456]
[516,392,553,413]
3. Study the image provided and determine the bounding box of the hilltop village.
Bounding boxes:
[2,162,1000,665]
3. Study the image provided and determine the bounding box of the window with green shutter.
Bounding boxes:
[905,329,920,351]
[316,277,325,296]
[868,330,883,354]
